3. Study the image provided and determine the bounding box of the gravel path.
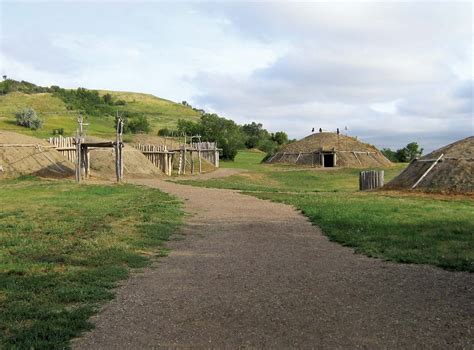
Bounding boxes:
[74,179,473,349]
[172,167,247,181]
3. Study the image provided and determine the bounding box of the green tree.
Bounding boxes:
[381,148,398,162]
[258,139,278,153]
[177,119,203,136]
[102,93,113,104]
[383,142,424,162]
[178,114,245,160]
[271,131,288,145]
[404,142,423,161]
[119,112,150,134]
[242,122,269,149]
[157,128,175,136]
[200,114,245,160]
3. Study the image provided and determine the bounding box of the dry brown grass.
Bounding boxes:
[386,136,473,193]
[269,132,392,168]
[0,130,74,178]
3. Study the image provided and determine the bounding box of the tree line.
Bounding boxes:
[160,115,290,160]
[381,142,423,162]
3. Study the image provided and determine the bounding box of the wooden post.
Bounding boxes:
[75,137,81,183]
[183,145,187,175]
[198,143,202,174]
[80,145,87,179]
[178,148,183,175]
[191,151,194,174]
[359,170,384,190]
[164,153,169,176]
[115,115,124,183]
[86,147,90,178]
[214,149,219,167]
[169,153,173,176]
[115,142,120,182]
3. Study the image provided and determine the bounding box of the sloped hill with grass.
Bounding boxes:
[0,84,201,139]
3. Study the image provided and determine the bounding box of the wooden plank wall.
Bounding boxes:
[191,142,219,167]
[359,170,384,190]
[47,136,76,162]
[134,144,173,176]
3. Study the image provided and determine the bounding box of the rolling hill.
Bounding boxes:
[0,88,202,139]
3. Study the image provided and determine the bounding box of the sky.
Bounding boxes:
[0,0,472,152]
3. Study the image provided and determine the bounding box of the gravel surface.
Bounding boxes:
[74,179,473,349]
[173,168,246,181]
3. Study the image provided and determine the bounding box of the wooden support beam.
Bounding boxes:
[412,154,444,189]
[75,137,81,183]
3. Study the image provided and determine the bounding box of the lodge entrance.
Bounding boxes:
[323,153,335,167]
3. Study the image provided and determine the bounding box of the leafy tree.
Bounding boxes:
[102,93,113,104]
[15,108,43,130]
[382,143,423,162]
[381,148,398,162]
[242,122,266,137]
[403,142,423,161]
[177,119,203,136]
[200,113,245,160]
[258,139,278,154]
[242,122,269,149]
[119,112,150,134]
[158,128,173,136]
[177,114,245,160]
[271,131,288,145]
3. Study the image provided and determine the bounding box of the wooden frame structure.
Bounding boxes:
[134,138,220,176]
[48,115,125,183]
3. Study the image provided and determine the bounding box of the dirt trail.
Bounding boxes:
[172,167,246,180]
[74,179,473,349]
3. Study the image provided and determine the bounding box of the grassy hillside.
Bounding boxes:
[0,90,201,139]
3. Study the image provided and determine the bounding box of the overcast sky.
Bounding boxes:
[1,1,472,152]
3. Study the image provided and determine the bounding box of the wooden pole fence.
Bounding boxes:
[359,170,384,190]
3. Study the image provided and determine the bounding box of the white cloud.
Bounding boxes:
[1,1,472,152]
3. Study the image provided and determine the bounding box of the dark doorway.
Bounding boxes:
[323,154,335,167]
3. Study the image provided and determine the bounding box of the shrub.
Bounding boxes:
[15,108,43,130]
[158,128,176,136]
[121,113,150,134]
[258,139,278,154]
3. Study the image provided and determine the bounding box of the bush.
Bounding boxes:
[52,128,64,135]
[157,128,177,136]
[258,139,278,154]
[15,108,43,130]
[102,93,113,104]
[122,113,150,134]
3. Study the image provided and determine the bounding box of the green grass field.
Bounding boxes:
[0,177,183,349]
[181,150,474,272]
[0,91,201,139]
